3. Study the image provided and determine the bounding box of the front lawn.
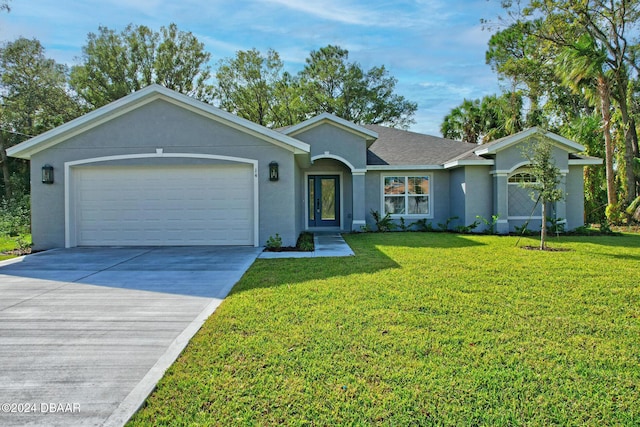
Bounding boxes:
[129,233,640,426]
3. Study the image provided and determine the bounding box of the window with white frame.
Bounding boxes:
[383,175,431,216]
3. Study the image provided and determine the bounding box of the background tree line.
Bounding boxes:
[0,22,416,208]
[441,0,640,224]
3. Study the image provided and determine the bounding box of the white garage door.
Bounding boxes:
[73,164,254,246]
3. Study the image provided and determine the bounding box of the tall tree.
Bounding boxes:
[0,37,81,199]
[70,23,214,108]
[216,49,287,127]
[556,34,617,208]
[441,99,483,143]
[441,93,524,143]
[298,45,417,128]
[511,0,640,204]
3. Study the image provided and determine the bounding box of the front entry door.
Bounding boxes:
[308,175,340,227]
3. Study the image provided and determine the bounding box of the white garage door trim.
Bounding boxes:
[65,152,259,247]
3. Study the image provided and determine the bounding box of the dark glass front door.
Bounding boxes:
[308,175,340,227]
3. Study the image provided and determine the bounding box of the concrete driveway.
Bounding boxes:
[0,246,262,427]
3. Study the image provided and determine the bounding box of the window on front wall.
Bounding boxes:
[383,175,430,216]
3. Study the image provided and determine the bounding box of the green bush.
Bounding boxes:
[0,195,30,237]
[370,209,395,232]
[296,232,314,251]
[265,234,282,250]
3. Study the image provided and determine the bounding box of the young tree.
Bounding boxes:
[70,23,214,108]
[522,139,564,250]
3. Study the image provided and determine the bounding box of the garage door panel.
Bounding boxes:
[73,165,254,246]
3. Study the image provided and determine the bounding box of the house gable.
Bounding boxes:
[282,114,375,171]
[8,84,310,160]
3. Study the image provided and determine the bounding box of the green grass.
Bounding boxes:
[0,234,31,261]
[129,233,640,426]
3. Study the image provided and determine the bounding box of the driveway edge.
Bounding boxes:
[101,297,225,427]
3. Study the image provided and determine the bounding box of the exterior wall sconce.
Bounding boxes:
[269,161,279,181]
[42,164,54,184]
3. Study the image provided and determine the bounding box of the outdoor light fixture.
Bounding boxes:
[269,161,279,181]
[42,164,54,184]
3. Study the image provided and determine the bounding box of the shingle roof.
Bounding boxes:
[363,124,481,165]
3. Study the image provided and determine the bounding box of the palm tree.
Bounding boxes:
[441,99,482,143]
[556,34,616,208]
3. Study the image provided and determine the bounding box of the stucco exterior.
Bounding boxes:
[8,85,600,250]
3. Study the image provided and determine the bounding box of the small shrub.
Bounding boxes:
[605,203,624,224]
[437,216,459,231]
[296,232,314,251]
[265,234,282,250]
[476,214,500,235]
[411,218,435,232]
[599,219,613,234]
[547,217,565,234]
[399,217,409,231]
[513,224,532,236]
[15,235,32,253]
[370,209,395,232]
[455,220,479,233]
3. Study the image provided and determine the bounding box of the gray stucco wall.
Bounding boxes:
[448,166,493,231]
[449,168,466,229]
[290,124,367,170]
[496,138,569,172]
[464,166,493,230]
[565,165,585,229]
[30,99,298,249]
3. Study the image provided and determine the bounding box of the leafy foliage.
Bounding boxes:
[70,23,214,108]
[521,140,565,249]
[441,93,524,143]
[370,209,395,232]
[0,37,82,199]
[298,45,417,129]
[265,234,282,250]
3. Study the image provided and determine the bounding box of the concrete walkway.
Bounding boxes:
[258,233,354,259]
[0,246,261,427]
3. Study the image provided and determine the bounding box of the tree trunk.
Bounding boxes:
[0,133,12,200]
[616,86,638,202]
[540,200,547,250]
[599,80,616,207]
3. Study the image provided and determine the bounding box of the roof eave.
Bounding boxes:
[367,164,445,170]
[568,158,603,165]
[283,113,379,143]
[474,127,584,156]
[444,159,495,169]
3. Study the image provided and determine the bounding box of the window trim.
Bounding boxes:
[507,169,542,220]
[381,173,433,219]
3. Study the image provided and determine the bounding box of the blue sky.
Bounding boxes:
[0,0,507,135]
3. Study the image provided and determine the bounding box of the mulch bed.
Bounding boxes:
[520,246,572,252]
